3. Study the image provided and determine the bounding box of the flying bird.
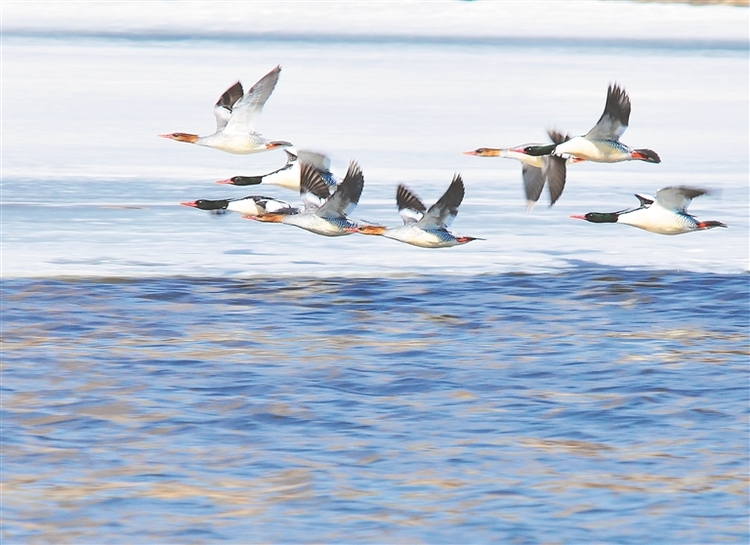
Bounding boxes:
[354,174,481,248]
[464,129,578,209]
[569,186,726,235]
[159,65,292,154]
[539,84,661,164]
[180,196,298,217]
[215,149,337,191]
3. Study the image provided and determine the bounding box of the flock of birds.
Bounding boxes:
[160,65,727,248]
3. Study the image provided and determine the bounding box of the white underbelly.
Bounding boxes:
[618,207,694,235]
[283,214,350,237]
[227,200,263,215]
[555,137,627,162]
[197,133,266,154]
[385,226,456,248]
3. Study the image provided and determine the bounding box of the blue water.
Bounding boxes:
[3,269,748,543]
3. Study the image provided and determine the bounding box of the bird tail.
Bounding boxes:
[696,221,727,230]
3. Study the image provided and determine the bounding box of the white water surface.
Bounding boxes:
[2,1,748,277]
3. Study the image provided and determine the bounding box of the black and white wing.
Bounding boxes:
[585,84,631,141]
[416,174,465,230]
[299,161,334,212]
[253,196,299,215]
[224,65,281,135]
[634,193,655,207]
[213,81,243,131]
[655,186,710,213]
[396,184,427,224]
[315,161,364,219]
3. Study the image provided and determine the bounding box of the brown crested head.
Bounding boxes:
[463,147,501,157]
[159,132,199,143]
[244,213,285,223]
[356,225,387,236]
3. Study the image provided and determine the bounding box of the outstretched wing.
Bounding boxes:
[585,84,631,141]
[655,186,709,213]
[521,164,545,208]
[316,161,365,219]
[296,150,331,172]
[396,184,427,224]
[213,81,244,131]
[223,65,281,135]
[416,174,465,230]
[523,130,571,209]
[543,155,567,207]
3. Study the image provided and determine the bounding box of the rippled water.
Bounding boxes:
[3,270,748,543]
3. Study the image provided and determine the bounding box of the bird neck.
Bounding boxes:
[584,212,619,224]
[230,176,264,186]
[522,143,556,156]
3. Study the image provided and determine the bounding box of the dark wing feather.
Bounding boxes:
[521,164,545,206]
[416,174,465,230]
[547,129,571,145]
[216,81,244,111]
[543,155,567,207]
[317,161,364,219]
[585,83,631,141]
[634,194,655,207]
[224,65,281,134]
[213,81,244,130]
[299,162,334,211]
[396,184,427,224]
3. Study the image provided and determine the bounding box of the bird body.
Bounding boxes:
[271,213,357,236]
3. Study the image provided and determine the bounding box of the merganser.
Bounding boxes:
[463,129,576,209]
[532,84,660,164]
[570,186,727,235]
[244,161,364,237]
[159,65,292,154]
[353,175,481,248]
[180,195,298,216]
[215,149,338,191]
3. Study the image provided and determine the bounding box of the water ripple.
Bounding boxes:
[2,268,748,544]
